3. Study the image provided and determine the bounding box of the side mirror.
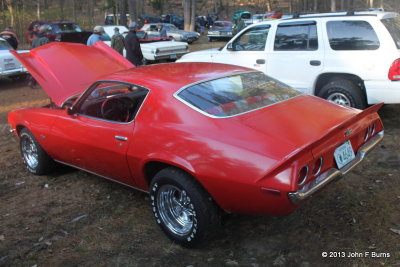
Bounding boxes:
[226,43,233,51]
[66,106,77,116]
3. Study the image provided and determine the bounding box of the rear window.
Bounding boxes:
[381,17,400,49]
[327,20,380,50]
[51,23,82,33]
[176,72,301,118]
[274,21,318,51]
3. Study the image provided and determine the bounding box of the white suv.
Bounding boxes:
[178,11,400,109]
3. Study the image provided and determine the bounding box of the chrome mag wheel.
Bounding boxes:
[157,184,195,236]
[21,133,39,170]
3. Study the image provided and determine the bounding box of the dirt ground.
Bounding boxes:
[0,36,399,266]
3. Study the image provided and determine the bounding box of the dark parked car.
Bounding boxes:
[26,20,92,44]
[207,21,234,41]
[161,14,184,29]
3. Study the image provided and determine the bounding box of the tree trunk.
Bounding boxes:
[331,0,336,11]
[128,0,137,24]
[369,0,374,8]
[190,0,195,31]
[313,0,318,12]
[6,0,14,26]
[266,0,271,11]
[183,0,190,31]
[60,0,65,20]
[120,0,127,26]
[37,0,40,20]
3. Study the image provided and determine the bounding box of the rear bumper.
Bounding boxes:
[153,51,188,61]
[0,66,27,77]
[288,130,384,205]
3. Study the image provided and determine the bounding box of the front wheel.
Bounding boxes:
[19,128,54,175]
[318,79,366,109]
[150,168,220,247]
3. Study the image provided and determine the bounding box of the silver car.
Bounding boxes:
[141,23,200,44]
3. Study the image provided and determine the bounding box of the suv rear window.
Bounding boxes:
[327,20,380,50]
[381,17,400,49]
[177,72,301,118]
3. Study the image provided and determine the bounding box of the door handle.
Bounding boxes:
[310,60,321,66]
[256,59,266,64]
[115,136,128,141]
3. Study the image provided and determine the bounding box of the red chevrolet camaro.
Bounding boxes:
[9,42,384,247]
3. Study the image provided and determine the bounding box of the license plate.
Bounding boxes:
[4,63,15,70]
[334,140,355,169]
[170,54,177,59]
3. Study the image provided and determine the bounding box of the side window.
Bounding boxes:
[274,21,318,51]
[232,25,270,51]
[150,25,157,31]
[327,20,380,50]
[79,82,148,123]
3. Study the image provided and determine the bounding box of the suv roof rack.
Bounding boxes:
[281,11,380,20]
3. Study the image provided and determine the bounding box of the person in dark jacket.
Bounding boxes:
[124,22,143,66]
[0,27,18,49]
[31,25,51,48]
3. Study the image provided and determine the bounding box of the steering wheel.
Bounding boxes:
[100,97,131,122]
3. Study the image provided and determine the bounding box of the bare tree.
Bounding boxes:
[331,0,336,11]
[119,0,127,25]
[128,0,137,23]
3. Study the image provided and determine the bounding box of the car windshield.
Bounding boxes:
[51,23,82,33]
[381,17,400,49]
[165,24,177,31]
[177,72,302,117]
[0,39,13,50]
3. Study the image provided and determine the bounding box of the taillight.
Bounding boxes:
[388,59,400,81]
[370,121,376,136]
[297,165,308,185]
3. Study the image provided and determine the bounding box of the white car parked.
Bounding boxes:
[178,11,400,109]
[101,25,189,62]
[0,38,28,78]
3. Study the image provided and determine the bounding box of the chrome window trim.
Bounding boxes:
[173,71,302,119]
[71,79,150,125]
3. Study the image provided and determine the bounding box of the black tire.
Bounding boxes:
[208,37,213,42]
[150,167,220,247]
[318,79,366,109]
[19,128,54,175]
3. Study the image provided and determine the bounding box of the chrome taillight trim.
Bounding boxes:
[364,126,370,141]
[313,157,324,176]
[297,165,309,186]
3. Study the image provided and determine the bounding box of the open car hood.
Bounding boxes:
[11,41,134,107]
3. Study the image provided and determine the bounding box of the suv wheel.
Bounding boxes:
[318,79,366,109]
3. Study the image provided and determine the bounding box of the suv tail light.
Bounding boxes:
[388,58,400,81]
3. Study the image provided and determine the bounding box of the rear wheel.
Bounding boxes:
[149,167,220,247]
[318,79,366,109]
[208,37,213,42]
[19,128,54,175]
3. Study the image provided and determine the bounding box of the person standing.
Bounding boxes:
[87,26,104,45]
[28,24,40,44]
[111,27,125,55]
[31,25,51,48]
[124,22,143,66]
[157,24,167,38]
[0,27,18,49]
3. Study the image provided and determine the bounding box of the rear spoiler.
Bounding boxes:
[259,103,384,183]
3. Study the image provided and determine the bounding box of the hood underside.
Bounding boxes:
[11,41,134,107]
